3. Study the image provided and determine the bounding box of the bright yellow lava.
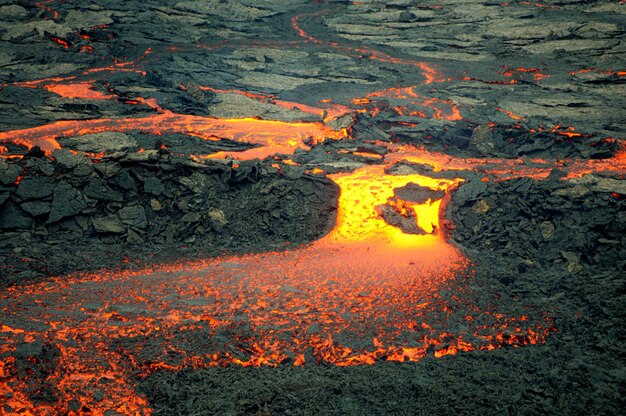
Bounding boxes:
[325,164,461,248]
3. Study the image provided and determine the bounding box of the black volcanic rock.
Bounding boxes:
[377,203,426,235]
[92,215,125,234]
[0,202,32,229]
[20,200,51,217]
[48,181,87,223]
[143,177,165,196]
[84,177,124,202]
[118,205,147,230]
[0,160,21,185]
[108,168,136,190]
[17,177,55,200]
[53,148,82,170]
[394,183,445,204]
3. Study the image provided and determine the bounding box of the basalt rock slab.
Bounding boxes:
[0,202,33,230]
[394,183,445,204]
[0,160,21,186]
[48,181,87,224]
[17,177,55,200]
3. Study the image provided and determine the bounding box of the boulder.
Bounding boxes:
[376,203,425,235]
[48,182,87,223]
[17,177,55,200]
[20,201,52,217]
[470,124,495,155]
[143,177,165,196]
[0,202,32,229]
[92,215,126,234]
[83,177,124,202]
[0,160,21,186]
[118,206,147,229]
[394,183,445,204]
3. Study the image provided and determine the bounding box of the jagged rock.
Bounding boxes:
[92,215,125,234]
[84,177,124,202]
[53,148,82,170]
[34,160,55,176]
[376,203,425,235]
[562,251,583,273]
[570,175,626,195]
[109,169,136,190]
[143,177,165,195]
[182,212,202,223]
[208,208,227,232]
[539,221,555,240]
[118,206,147,229]
[94,162,122,178]
[554,185,590,199]
[20,201,51,217]
[184,80,206,102]
[60,132,137,153]
[127,229,145,243]
[394,183,445,204]
[326,114,354,131]
[17,177,55,200]
[180,172,210,194]
[53,149,94,176]
[0,193,9,207]
[470,124,495,155]
[0,202,32,229]
[73,158,94,177]
[48,182,87,223]
[150,199,163,211]
[121,150,159,163]
[472,199,491,215]
[0,160,20,186]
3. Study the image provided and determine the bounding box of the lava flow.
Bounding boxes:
[0,109,347,159]
[1,65,624,416]
[352,86,462,121]
[0,157,556,415]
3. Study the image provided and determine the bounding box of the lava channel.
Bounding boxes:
[0,160,557,415]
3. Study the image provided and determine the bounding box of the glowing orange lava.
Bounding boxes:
[0,159,556,414]
[0,112,348,157]
[353,86,462,121]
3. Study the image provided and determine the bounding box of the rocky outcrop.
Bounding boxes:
[0,149,339,284]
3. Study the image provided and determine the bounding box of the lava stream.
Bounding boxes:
[0,111,347,157]
[1,160,556,415]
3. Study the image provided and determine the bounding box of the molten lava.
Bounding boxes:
[326,165,458,245]
[0,112,348,158]
[351,86,462,122]
[0,159,556,414]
